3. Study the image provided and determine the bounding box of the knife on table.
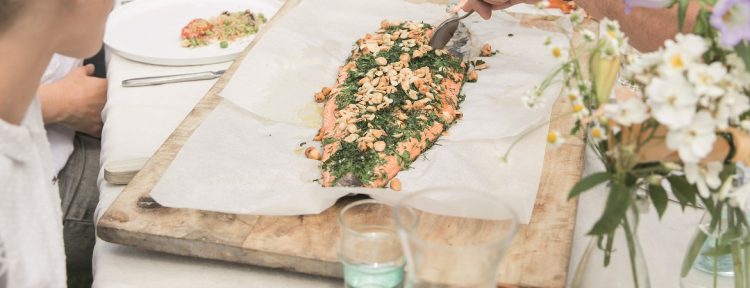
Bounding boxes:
[121,70,225,87]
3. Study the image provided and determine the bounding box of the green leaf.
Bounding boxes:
[668,176,697,210]
[681,231,709,277]
[736,41,750,73]
[588,183,631,236]
[568,172,610,199]
[648,184,668,219]
[677,0,689,32]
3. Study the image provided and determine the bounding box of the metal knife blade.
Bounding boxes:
[121,70,225,87]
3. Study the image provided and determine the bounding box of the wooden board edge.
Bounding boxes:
[97,223,343,278]
[96,0,302,234]
[503,93,585,288]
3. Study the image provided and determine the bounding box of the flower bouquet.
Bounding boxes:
[508,0,750,287]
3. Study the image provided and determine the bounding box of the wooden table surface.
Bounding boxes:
[97,1,587,287]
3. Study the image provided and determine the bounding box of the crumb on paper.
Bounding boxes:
[480,43,499,57]
[467,70,478,82]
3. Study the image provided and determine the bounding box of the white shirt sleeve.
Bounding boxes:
[0,99,67,288]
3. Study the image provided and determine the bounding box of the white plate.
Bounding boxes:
[105,0,279,66]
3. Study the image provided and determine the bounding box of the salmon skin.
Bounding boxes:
[313,20,467,189]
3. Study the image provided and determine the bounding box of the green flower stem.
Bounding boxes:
[744,239,749,288]
[500,111,574,160]
[732,240,745,288]
[622,214,641,288]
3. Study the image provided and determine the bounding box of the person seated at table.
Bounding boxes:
[0,0,113,287]
[38,53,107,287]
[462,0,699,52]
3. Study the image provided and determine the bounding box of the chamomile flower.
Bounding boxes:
[589,123,607,142]
[581,30,597,43]
[569,9,584,26]
[572,101,590,119]
[604,98,649,126]
[666,111,717,163]
[602,18,623,41]
[578,79,592,92]
[546,131,565,148]
[521,87,545,109]
[684,161,723,198]
[549,43,567,61]
[646,74,698,129]
[566,87,581,102]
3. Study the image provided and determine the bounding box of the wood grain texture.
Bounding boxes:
[97,3,587,287]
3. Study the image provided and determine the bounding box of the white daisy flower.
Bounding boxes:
[572,101,590,119]
[715,89,750,130]
[604,98,649,126]
[589,123,607,142]
[684,161,723,198]
[665,111,717,163]
[687,62,727,99]
[566,87,581,102]
[521,87,545,109]
[646,74,698,129]
[549,43,567,61]
[581,30,597,43]
[546,131,565,148]
[569,9,584,26]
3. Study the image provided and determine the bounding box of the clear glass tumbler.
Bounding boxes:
[393,188,518,288]
[338,199,405,288]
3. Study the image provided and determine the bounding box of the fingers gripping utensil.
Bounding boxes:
[428,10,474,50]
[121,70,225,87]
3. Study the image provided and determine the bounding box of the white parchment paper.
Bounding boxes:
[149,0,568,223]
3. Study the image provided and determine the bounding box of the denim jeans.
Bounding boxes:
[57,133,100,288]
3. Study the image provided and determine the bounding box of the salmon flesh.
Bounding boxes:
[314,20,467,188]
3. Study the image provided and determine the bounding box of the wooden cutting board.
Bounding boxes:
[97,1,588,287]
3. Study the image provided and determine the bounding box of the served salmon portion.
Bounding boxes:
[312,20,467,189]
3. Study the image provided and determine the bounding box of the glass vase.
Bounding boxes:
[571,206,651,288]
[680,211,750,288]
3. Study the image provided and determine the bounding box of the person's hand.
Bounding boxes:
[461,0,538,19]
[39,64,108,137]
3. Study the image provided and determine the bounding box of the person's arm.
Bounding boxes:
[38,64,107,137]
[463,0,702,52]
[576,0,701,52]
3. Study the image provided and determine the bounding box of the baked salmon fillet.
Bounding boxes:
[311,20,467,189]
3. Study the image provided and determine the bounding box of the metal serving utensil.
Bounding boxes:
[428,10,474,50]
[121,70,225,87]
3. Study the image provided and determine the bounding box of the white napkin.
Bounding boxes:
[150,0,567,223]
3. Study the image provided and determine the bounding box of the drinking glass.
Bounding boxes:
[338,199,405,288]
[393,188,518,288]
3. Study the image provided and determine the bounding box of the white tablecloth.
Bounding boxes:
[93,2,703,287]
